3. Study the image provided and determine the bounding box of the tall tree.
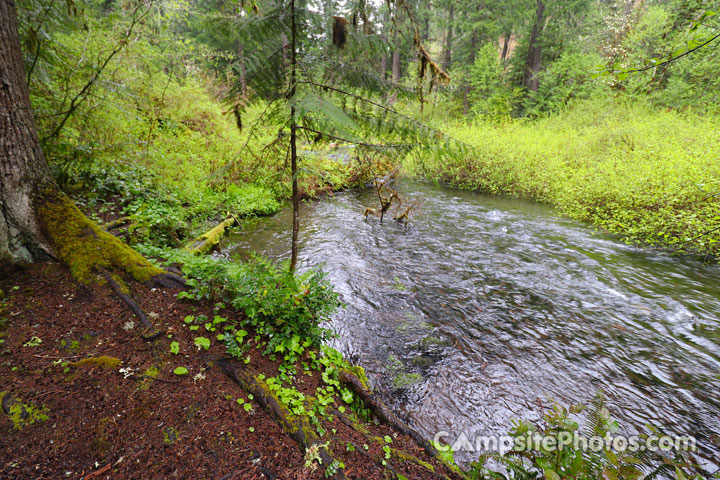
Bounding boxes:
[523,0,545,91]
[0,0,179,288]
[442,0,455,70]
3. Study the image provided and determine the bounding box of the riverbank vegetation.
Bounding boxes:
[1,0,719,478]
[411,98,720,258]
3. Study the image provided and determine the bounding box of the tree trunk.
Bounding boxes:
[442,0,454,71]
[423,0,431,40]
[500,31,511,62]
[289,0,299,273]
[523,0,544,92]
[391,42,401,85]
[0,0,174,286]
[1,0,61,265]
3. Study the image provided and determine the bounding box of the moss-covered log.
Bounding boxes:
[339,368,466,478]
[218,358,348,480]
[184,217,235,255]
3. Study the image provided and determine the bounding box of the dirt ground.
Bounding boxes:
[0,264,459,480]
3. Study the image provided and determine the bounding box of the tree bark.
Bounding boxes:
[523,0,545,92]
[441,0,454,71]
[1,0,58,265]
[391,33,401,85]
[500,31,511,62]
[289,0,299,273]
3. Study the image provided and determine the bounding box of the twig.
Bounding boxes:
[613,32,720,75]
[83,463,111,480]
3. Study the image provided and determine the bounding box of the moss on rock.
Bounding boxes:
[0,391,49,430]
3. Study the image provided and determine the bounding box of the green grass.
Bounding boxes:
[410,97,720,258]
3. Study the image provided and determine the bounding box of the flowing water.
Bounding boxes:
[219,181,720,470]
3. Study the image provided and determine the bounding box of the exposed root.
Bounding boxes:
[37,188,167,284]
[149,272,186,288]
[102,270,153,330]
[102,217,132,233]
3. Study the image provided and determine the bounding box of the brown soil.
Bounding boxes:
[0,264,459,480]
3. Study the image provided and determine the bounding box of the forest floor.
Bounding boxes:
[0,265,457,480]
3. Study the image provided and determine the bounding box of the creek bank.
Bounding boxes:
[0,264,462,479]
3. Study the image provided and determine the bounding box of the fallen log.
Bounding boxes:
[217,358,348,480]
[339,369,466,479]
[183,217,236,255]
[102,217,132,232]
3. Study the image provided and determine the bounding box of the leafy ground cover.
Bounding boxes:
[413,98,720,259]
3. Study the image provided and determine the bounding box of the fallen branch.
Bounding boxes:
[102,217,132,232]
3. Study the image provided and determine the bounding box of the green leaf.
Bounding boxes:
[194,336,211,350]
[544,470,561,480]
[173,367,189,375]
[170,341,180,355]
[536,458,554,470]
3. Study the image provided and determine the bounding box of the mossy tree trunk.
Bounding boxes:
[0,0,175,286]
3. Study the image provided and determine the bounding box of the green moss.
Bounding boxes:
[392,372,423,389]
[163,426,178,444]
[183,217,235,255]
[137,364,161,390]
[70,356,122,370]
[142,365,160,378]
[343,365,370,391]
[392,449,435,473]
[38,189,164,283]
[0,391,49,430]
[94,417,113,455]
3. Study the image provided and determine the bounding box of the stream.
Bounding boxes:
[218,181,720,470]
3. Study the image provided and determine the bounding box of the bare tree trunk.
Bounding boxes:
[500,31,511,62]
[391,36,401,85]
[1,0,57,265]
[523,0,544,92]
[442,0,454,71]
[289,0,299,273]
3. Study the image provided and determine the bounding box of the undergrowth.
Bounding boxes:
[137,245,374,437]
[466,392,712,480]
[412,98,720,259]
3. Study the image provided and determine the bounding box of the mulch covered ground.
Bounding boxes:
[0,264,458,480]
